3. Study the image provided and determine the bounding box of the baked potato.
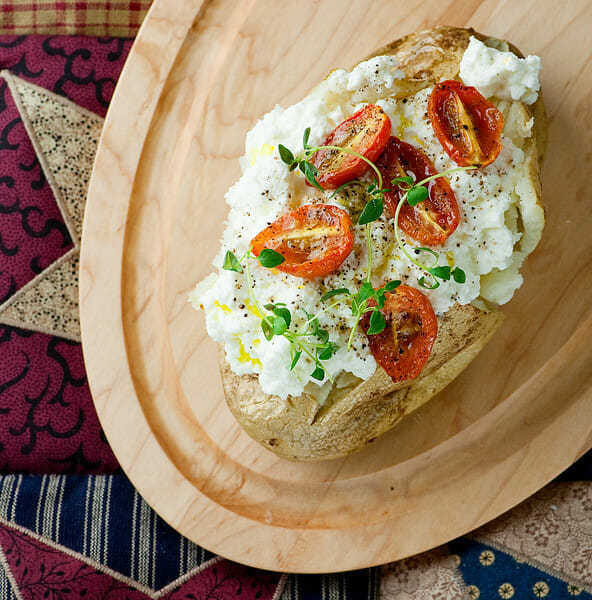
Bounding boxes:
[192,26,547,461]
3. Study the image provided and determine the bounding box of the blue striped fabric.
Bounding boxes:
[281,570,380,600]
[0,474,214,590]
[0,473,378,599]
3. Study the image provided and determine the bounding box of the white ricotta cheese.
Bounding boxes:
[190,52,540,400]
[459,36,541,105]
[346,56,405,92]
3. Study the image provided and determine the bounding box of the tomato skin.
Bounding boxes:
[360,285,437,383]
[312,104,391,189]
[250,204,354,279]
[428,80,504,167]
[377,136,460,246]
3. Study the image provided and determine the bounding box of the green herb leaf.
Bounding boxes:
[319,342,338,361]
[407,185,429,207]
[272,315,287,336]
[358,197,383,225]
[317,329,329,344]
[303,162,323,191]
[261,319,274,340]
[278,144,294,166]
[290,349,302,371]
[320,288,351,301]
[385,280,401,291]
[418,276,440,290]
[366,309,386,335]
[302,309,319,335]
[391,175,414,187]
[358,282,375,303]
[302,127,311,149]
[452,267,466,283]
[222,250,243,273]
[376,294,386,309]
[311,365,325,381]
[415,247,440,261]
[272,306,291,328]
[429,265,452,280]
[257,249,285,268]
[351,296,364,315]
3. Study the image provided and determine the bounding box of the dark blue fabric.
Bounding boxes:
[451,538,591,600]
[555,448,592,482]
[0,449,590,598]
[0,474,216,590]
[0,473,378,598]
[286,568,379,600]
[445,451,592,600]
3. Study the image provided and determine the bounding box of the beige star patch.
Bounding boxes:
[0,72,103,341]
[381,545,467,600]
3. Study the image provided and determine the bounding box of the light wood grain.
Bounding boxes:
[80,0,592,573]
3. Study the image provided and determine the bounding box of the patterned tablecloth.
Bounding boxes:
[0,4,590,600]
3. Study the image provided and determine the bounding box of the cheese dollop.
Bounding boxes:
[190,50,542,400]
[459,36,541,105]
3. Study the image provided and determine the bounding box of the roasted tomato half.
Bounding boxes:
[360,285,437,383]
[427,80,504,167]
[311,104,391,189]
[377,136,460,246]
[250,204,354,279]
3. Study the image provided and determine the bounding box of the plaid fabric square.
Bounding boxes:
[0,1,152,37]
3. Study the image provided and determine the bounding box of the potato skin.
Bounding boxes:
[220,26,546,462]
[222,304,504,461]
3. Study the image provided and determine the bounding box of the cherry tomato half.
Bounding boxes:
[377,136,460,246]
[311,104,391,189]
[361,285,437,383]
[427,80,504,167]
[250,204,354,279]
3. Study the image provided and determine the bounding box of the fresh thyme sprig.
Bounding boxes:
[279,128,389,282]
[390,167,476,289]
[278,127,386,193]
[329,179,388,225]
[321,279,401,350]
[223,248,339,381]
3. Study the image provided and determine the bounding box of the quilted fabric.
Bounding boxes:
[0,2,152,37]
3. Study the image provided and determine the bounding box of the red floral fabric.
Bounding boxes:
[0,326,118,473]
[0,35,131,474]
[0,519,282,599]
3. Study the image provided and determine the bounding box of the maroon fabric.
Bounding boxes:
[0,36,133,116]
[0,35,131,474]
[0,326,118,473]
[0,79,73,303]
[0,520,282,599]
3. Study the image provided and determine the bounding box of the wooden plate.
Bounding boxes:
[79,0,592,573]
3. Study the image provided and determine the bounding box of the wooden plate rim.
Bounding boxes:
[79,0,592,573]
